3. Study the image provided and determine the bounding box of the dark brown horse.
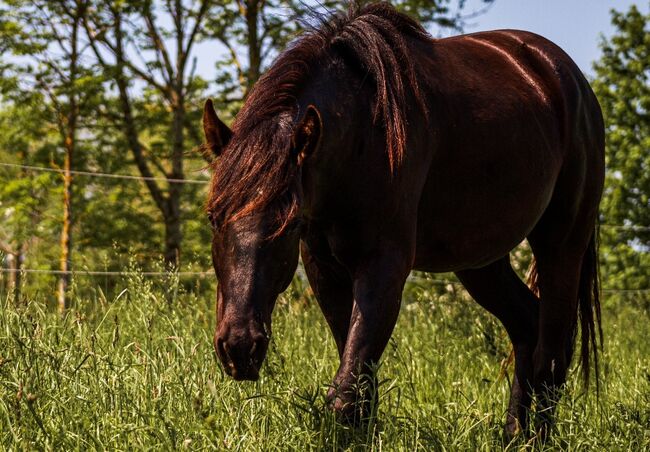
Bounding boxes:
[203,2,604,439]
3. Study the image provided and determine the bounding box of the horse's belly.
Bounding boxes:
[412,147,560,273]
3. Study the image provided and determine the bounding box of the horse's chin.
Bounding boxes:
[231,368,260,381]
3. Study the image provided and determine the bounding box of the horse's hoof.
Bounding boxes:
[503,421,525,445]
[326,387,368,426]
[534,422,553,443]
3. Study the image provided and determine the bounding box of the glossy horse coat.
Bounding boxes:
[204,2,604,439]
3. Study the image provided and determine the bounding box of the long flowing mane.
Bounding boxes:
[208,2,430,231]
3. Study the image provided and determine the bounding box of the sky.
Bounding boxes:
[462,0,647,75]
[189,1,647,83]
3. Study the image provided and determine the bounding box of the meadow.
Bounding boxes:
[1,273,648,450]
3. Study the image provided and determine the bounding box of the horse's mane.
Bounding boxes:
[208,2,430,232]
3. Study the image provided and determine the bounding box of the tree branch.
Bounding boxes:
[142,2,176,87]
[182,0,209,70]
[216,35,246,94]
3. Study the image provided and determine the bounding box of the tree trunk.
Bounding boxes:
[14,251,22,302]
[57,136,73,313]
[102,10,185,268]
[163,0,187,268]
[7,249,22,301]
[165,93,185,267]
[246,0,261,90]
[57,9,80,314]
[163,204,182,266]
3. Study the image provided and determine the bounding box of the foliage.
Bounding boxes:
[0,0,497,296]
[593,3,650,301]
[0,99,63,299]
[205,0,495,113]
[82,0,214,265]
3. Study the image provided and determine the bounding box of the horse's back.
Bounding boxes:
[412,29,604,272]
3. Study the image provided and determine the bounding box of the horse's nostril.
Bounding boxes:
[215,329,268,380]
[216,336,229,362]
[250,336,267,365]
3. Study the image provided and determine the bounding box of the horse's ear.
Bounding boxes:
[292,105,322,165]
[202,99,232,158]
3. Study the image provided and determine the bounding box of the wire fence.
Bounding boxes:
[1,161,648,294]
[1,268,648,294]
[0,162,209,185]
[3,161,649,231]
[0,268,212,277]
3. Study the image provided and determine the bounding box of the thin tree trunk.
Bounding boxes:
[94,9,184,268]
[14,251,22,301]
[163,204,182,266]
[165,7,186,267]
[246,0,261,90]
[9,247,23,302]
[57,134,74,313]
[165,97,185,267]
[57,8,80,313]
[7,253,17,297]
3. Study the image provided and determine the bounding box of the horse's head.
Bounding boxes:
[203,99,321,380]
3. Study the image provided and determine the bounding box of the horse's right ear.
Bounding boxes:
[202,99,232,157]
[292,105,322,165]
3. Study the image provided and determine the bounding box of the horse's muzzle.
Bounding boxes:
[215,328,268,381]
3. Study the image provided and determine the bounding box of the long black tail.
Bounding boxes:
[577,229,603,390]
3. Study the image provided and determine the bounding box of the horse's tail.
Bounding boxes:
[577,229,603,390]
[526,229,603,390]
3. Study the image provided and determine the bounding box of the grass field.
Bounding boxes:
[1,273,649,450]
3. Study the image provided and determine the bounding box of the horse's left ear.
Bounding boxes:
[202,99,232,158]
[292,105,322,165]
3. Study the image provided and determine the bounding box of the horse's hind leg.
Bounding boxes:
[456,257,539,440]
[528,223,595,438]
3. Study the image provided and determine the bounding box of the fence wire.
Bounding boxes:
[0,161,648,293]
[0,162,209,185]
[1,268,648,293]
[2,161,648,231]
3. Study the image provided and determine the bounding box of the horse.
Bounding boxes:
[203,2,604,439]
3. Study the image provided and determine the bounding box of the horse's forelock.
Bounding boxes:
[207,115,299,234]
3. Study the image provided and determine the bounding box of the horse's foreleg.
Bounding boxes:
[327,249,410,424]
[300,240,353,358]
[456,257,539,440]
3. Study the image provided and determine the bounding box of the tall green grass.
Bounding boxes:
[1,273,648,450]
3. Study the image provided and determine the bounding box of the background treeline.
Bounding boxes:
[0,0,647,310]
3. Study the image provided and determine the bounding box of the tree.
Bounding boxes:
[592,3,650,298]
[0,0,498,302]
[0,99,58,301]
[206,0,495,112]
[1,0,104,310]
[83,0,491,266]
[84,0,211,267]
